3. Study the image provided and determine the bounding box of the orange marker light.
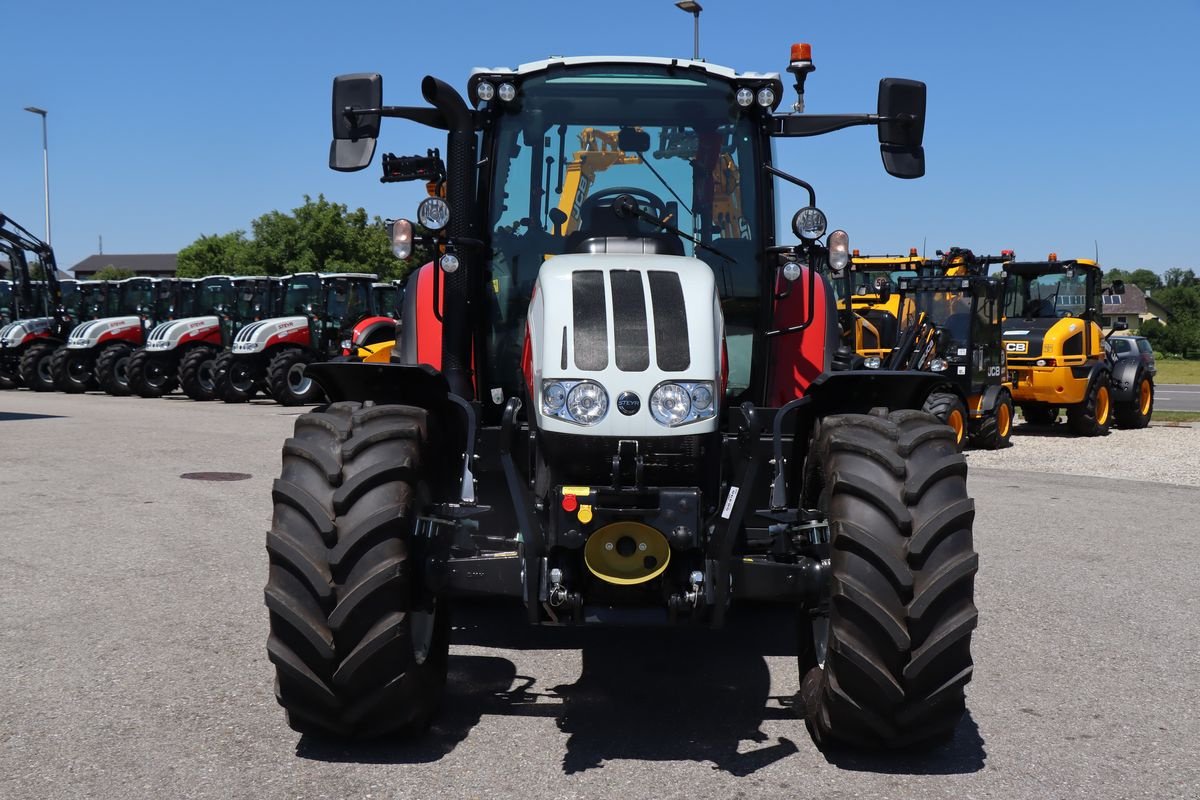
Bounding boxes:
[562,494,578,513]
[1048,252,1058,262]
[852,248,860,257]
[909,247,919,256]
[1001,249,1014,257]
[790,42,813,61]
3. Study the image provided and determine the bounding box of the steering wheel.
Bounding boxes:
[578,187,669,225]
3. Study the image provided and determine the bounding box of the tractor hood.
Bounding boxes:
[144,316,222,352]
[527,253,722,438]
[0,317,53,349]
[231,316,311,354]
[67,316,145,349]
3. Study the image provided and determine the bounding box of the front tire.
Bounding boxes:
[52,346,94,393]
[800,410,977,750]
[95,343,135,396]
[266,401,448,738]
[1114,375,1153,429]
[267,348,325,406]
[18,342,58,392]
[215,351,259,403]
[179,346,219,401]
[128,349,179,397]
[922,392,968,451]
[1066,372,1112,436]
[970,390,1014,450]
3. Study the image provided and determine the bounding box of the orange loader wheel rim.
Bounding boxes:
[1139,380,1152,415]
[997,402,1011,438]
[948,409,965,443]
[1096,385,1111,425]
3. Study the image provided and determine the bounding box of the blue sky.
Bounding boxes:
[2,0,1197,273]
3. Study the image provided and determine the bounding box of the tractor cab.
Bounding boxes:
[371,281,400,319]
[0,280,11,324]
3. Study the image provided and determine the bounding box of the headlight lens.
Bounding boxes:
[390,218,413,259]
[497,82,517,102]
[930,358,948,372]
[864,356,882,369]
[475,81,495,102]
[792,207,827,241]
[340,339,352,351]
[757,87,776,107]
[439,253,460,274]
[567,381,608,425]
[828,229,851,272]
[690,384,713,411]
[417,196,450,231]
[735,87,754,107]
[651,383,692,426]
[543,382,566,412]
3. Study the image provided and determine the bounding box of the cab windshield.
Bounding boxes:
[837,269,921,301]
[1006,268,1092,320]
[284,276,320,315]
[486,65,762,396]
[119,281,154,314]
[197,278,233,314]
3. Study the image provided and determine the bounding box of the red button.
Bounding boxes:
[562,494,578,513]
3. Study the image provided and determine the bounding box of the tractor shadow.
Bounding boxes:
[297,601,985,776]
[815,712,986,775]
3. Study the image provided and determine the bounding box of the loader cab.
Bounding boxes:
[897,274,1006,389]
[0,280,11,324]
[835,252,926,359]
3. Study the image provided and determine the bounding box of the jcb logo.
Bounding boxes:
[1005,341,1028,353]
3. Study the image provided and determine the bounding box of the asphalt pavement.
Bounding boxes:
[1155,383,1200,412]
[1,391,1198,800]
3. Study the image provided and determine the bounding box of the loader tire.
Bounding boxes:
[799,409,977,750]
[18,342,57,392]
[96,343,134,396]
[179,346,219,401]
[970,390,1013,450]
[216,351,257,404]
[128,349,178,397]
[268,348,325,406]
[921,392,968,450]
[1020,405,1057,426]
[1114,375,1153,430]
[1066,371,1112,437]
[265,401,448,738]
[53,346,94,393]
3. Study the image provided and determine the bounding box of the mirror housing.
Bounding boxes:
[330,73,382,172]
[1110,279,1126,295]
[877,78,926,179]
[617,127,651,154]
[1112,320,1129,332]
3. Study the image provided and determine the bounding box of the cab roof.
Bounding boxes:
[471,56,779,84]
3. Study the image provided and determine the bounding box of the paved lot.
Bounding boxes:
[1,391,1198,800]
[1156,383,1200,412]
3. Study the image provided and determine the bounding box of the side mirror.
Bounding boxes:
[877,78,926,179]
[617,127,651,154]
[330,73,382,172]
[1110,279,1126,295]
[1112,320,1129,332]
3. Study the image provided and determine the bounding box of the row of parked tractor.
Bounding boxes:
[826,244,1154,448]
[1,214,401,406]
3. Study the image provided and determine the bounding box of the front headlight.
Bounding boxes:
[417,196,450,231]
[567,381,608,424]
[340,339,352,351]
[543,382,567,413]
[864,356,882,369]
[930,358,948,372]
[650,381,716,427]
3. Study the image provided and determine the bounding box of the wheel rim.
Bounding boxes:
[37,356,53,384]
[197,360,216,393]
[948,409,965,443]
[68,356,90,381]
[287,362,312,395]
[410,604,437,665]
[997,402,1012,438]
[230,364,255,393]
[1139,380,1152,415]
[1096,385,1111,425]
[145,358,168,388]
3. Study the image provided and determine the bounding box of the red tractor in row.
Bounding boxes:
[260,47,978,752]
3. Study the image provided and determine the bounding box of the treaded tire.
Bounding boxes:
[215,351,258,403]
[52,346,94,393]
[18,342,58,392]
[1020,405,1057,425]
[179,346,219,401]
[127,348,178,397]
[268,348,325,406]
[921,392,968,451]
[265,401,449,738]
[1066,372,1112,437]
[1114,376,1153,429]
[799,409,977,750]
[0,361,20,389]
[970,390,1014,450]
[96,343,134,396]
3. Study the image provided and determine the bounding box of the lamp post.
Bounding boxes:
[674,1,702,61]
[23,106,50,246]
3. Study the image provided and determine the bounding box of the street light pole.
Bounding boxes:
[674,1,702,61]
[23,106,50,246]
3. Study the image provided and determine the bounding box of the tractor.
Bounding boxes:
[886,272,1014,449]
[262,48,978,751]
[0,213,93,391]
[214,271,378,405]
[51,277,174,395]
[1002,255,1127,435]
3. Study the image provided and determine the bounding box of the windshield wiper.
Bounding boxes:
[639,156,693,217]
[613,194,733,262]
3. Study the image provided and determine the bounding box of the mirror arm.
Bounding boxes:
[342,105,451,131]
[770,113,876,138]
[762,164,816,208]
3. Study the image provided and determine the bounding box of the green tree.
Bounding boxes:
[91,265,136,280]
[247,194,403,278]
[1125,268,1161,291]
[177,231,252,278]
[1162,267,1197,288]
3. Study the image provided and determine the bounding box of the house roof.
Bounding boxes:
[1103,283,1149,315]
[71,253,178,276]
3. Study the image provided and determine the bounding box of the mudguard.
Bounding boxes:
[144,316,222,352]
[349,316,398,349]
[1109,358,1144,404]
[978,383,1008,413]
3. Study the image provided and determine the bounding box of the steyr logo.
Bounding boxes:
[617,391,641,416]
